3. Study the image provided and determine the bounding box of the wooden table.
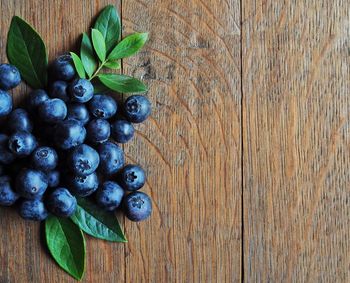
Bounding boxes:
[0,0,349,282]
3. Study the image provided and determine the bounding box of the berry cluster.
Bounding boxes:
[0,55,152,222]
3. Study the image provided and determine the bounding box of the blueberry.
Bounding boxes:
[123,191,152,222]
[7,108,33,133]
[98,142,124,175]
[8,131,37,157]
[96,181,124,211]
[0,164,3,175]
[69,79,94,103]
[47,170,60,188]
[39,98,67,123]
[111,120,134,143]
[27,89,49,111]
[69,144,100,176]
[19,199,48,221]
[88,94,117,119]
[86,119,110,143]
[69,172,99,197]
[66,103,90,125]
[49,80,69,102]
[47,187,77,217]
[54,119,86,150]
[0,64,21,90]
[51,54,76,81]
[0,134,15,164]
[0,90,13,117]
[0,176,19,206]
[119,164,146,191]
[16,169,48,199]
[31,146,58,171]
[124,95,151,123]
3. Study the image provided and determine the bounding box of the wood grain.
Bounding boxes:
[243,0,350,282]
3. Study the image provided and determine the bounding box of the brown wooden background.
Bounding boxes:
[0,0,349,282]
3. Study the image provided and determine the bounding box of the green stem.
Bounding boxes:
[89,60,106,80]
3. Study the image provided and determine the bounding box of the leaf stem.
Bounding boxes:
[89,60,106,80]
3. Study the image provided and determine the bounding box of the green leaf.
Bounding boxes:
[71,198,127,242]
[98,74,148,93]
[7,16,48,89]
[94,5,121,54]
[92,80,110,94]
[80,33,97,77]
[91,29,106,62]
[70,52,85,79]
[104,60,121,69]
[108,33,148,60]
[45,216,86,280]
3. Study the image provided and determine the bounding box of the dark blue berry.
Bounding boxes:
[66,103,90,125]
[7,108,33,133]
[49,80,69,102]
[124,95,151,123]
[0,134,15,164]
[16,169,48,199]
[96,181,124,211]
[8,131,37,157]
[39,98,67,123]
[69,144,100,176]
[120,164,146,191]
[54,119,86,150]
[69,172,99,197]
[0,176,19,206]
[31,146,58,171]
[88,94,117,119]
[98,142,124,175]
[47,170,60,188]
[123,191,152,222]
[111,120,134,143]
[51,54,76,81]
[27,89,49,111]
[69,78,94,103]
[0,90,13,117]
[0,164,3,175]
[86,119,110,143]
[47,187,77,217]
[0,64,21,90]
[19,199,48,221]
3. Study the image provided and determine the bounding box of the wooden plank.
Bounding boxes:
[122,0,242,282]
[0,1,125,282]
[243,1,350,282]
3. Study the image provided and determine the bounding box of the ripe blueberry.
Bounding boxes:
[69,172,99,197]
[27,89,49,111]
[49,80,69,102]
[119,164,146,191]
[19,199,48,221]
[0,176,19,206]
[96,181,124,211]
[54,119,86,150]
[39,98,67,123]
[69,144,100,176]
[86,119,110,143]
[47,187,77,217]
[88,94,117,119]
[16,169,48,199]
[124,95,151,123]
[111,119,134,143]
[8,131,37,157]
[7,108,33,133]
[66,103,90,125]
[0,64,21,90]
[51,54,76,81]
[0,90,13,117]
[31,146,58,171]
[123,191,152,222]
[98,142,125,175]
[47,170,60,188]
[69,78,94,103]
[0,134,15,164]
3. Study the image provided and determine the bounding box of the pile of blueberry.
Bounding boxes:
[0,55,152,222]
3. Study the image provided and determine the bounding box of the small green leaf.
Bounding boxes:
[92,79,110,94]
[7,16,48,89]
[108,33,148,60]
[91,29,106,62]
[45,216,86,280]
[71,198,127,242]
[104,60,121,69]
[80,33,97,77]
[94,5,121,53]
[70,52,85,79]
[98,74,148,93]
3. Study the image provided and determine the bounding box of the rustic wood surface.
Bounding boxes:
[0,0,349,282]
